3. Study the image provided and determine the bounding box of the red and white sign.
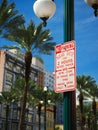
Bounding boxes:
[54,41,76,92]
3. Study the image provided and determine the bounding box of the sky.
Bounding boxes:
[0,0,98,83]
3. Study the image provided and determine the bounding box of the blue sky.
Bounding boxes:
[1,0,98,83]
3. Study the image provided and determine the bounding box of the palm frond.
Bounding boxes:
[77,75,98,100]
[0,0,25,37]
[36,42,56,55]
[0,0,7,13]
[0,45,20,50]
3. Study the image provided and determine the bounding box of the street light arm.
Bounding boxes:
[94,9,98,16]
[40,17,47,27]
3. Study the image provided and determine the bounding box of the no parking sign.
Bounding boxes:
[54,41,76,92]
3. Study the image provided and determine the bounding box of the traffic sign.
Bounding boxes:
[54,41,76,92]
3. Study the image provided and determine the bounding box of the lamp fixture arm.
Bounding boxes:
[94,9,98,16]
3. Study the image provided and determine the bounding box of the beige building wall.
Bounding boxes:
[46,108,54,130]
[32,57,44,87]
[32,57,44,70]
[0,50,6,92]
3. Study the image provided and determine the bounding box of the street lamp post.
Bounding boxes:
[33,0,98,130]
[44,87,47,130]
[63,1,76,130]
[33,1,76,130]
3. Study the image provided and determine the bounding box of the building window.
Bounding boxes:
[2,121,6,130]
[6,61,13,70]
[11,122,18,130]
[21,69,25,75]
[15,66,21,73]
[12,109,20,120]
[36,114,38,122]
[26,125,32,130]
[2,107,6,118]
[5,84,11,91]
[6,73,13,82]
[28,114,33,122]
[2,121,11,130]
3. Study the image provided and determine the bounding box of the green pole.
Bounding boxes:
[63,0,76,130]
[44,91,46,130]
[64,0,74,42]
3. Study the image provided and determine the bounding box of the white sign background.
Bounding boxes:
[54,41,76,92]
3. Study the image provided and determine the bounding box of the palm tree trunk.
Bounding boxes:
[78,92,84,130]
[18,52,32,130]
[53,105,56,130]
[92,99,97,130]
[5,104,9,130]
[38,104,41,130]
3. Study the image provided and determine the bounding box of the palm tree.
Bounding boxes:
[77,75,96,129]
[33,87,63,130]
[0,0,24,37]
[86,84,98,130]
[12,77,36,104]
[0,91,18,130]
[1,20,56,130]
[0,77,36,130]
[81,76,98,130]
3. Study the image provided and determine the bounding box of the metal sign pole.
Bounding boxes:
[63,0,76,130]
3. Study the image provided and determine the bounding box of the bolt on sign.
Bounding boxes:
[54,41,76,92]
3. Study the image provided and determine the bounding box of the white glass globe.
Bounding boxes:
[44,86,48,92]
[85,0,98,7]
[33,0,56,20]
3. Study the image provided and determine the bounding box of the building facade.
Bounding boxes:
[44,69,54,90]
[0,50,55,130]
[0,50,44,92]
